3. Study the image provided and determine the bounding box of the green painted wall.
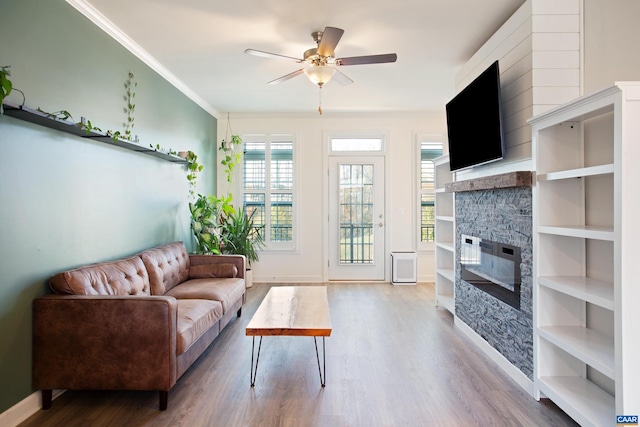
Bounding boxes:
[0,0,217,413]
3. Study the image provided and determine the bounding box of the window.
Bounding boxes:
[419,141,443,247]
[243,135,295,250]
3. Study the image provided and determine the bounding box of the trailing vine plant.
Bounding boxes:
[0,65,12,114]
[1,65,25,114]
[185,150,204,199]
[122,71,137,141]
[35,108,102,135]
[219,134,243,185]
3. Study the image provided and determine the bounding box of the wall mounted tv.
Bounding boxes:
[446,60,505,172]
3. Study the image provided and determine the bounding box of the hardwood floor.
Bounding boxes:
[19,283,577,427]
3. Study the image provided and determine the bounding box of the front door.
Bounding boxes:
[328,157,385,280]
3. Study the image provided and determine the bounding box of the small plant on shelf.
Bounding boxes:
[35,108,102,135]
[0,65,13,114]
[1,65,25,114]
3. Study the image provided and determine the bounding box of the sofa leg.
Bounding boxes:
[237,307,243,317]
[41,390,52,410]
[159,391,168,410]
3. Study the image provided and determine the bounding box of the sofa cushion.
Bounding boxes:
[189,263,238,279]
[166,278,245,313]
[140,242,190,295]
[176,299,223,355]
[49,256,150,296]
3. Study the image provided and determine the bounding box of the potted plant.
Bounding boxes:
[1,65,12,113]
[188,193,236,254]
[222,207,265,288]
[189,194,220,254]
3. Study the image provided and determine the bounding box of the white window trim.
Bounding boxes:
[327,132,387,156]
[417,134,444,252]
[240,133,299,252]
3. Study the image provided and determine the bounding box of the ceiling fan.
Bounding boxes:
[244,26,397,88]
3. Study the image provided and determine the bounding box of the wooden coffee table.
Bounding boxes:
[246,286,332,387]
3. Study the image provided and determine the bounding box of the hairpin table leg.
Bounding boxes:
[314,336,327,387]
[250,336,263,387]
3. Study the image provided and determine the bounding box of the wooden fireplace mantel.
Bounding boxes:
[444,171,532,193]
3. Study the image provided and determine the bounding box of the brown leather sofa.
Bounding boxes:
[32,241,245,410]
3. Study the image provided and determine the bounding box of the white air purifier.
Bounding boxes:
[391,252,417,285]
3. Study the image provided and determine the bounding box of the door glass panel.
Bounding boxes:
[339,164,374,264]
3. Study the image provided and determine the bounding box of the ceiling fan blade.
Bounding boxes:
[317,26,344,57]
[244,49,302,62]
[336,53,398,66]
[332,68,354,86]
[268,69,305,85]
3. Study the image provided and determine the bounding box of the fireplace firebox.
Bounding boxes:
[460,234,521,310]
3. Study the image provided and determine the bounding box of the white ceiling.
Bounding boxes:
[79,0,524,116]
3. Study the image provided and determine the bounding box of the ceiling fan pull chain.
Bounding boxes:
[318,85,323,115]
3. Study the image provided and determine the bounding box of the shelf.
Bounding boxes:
[537,376,614,427]
[537,164,614,181]
[445,171,532,193]
[2,102,188,164]
[538,276,613,310]
[435,215,454,223]
[538,326,615,379]
[537,225,614,241]
[532,83,640,426]
[435,188,448,194]
[436,241,454,253]
[436,268,455,283]
[436,294,454,314]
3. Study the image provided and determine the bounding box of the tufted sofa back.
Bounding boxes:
[49,256,151,296]
[139,242,190,295]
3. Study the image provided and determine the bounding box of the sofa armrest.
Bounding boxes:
[33,295,178,392]
[189,254,246,280]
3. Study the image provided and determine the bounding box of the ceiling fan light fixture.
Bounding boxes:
[304,65,335,86]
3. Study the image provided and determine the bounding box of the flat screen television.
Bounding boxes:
[446,60,505,172]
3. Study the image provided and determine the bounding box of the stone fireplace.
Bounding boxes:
[446,172,533,380]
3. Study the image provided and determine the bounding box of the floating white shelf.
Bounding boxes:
[537,225,614,241]
[538,276,613,310]
[538,326,614,379]
[538,376,614,427]
[537,164,614,181]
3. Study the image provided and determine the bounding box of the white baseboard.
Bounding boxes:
[253,275,324,283]
[0,390,64,427]
[454,316,535,397]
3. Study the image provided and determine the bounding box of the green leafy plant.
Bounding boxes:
[189,193,236,254]
[122,71,137,141]
[184,150,204,199]
[35,108,102,135]
[1,65,25,114]
[0,65,13,113]
[219,134,243,184]
[189,194,222,255]
[222,206,265,266]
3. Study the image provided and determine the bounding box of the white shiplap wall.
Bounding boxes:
[453,0,581,178]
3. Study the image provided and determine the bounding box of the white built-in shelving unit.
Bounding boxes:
[434,155,455,314]
[530,82,640,427]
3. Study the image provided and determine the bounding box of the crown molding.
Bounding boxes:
[66,0,220,119]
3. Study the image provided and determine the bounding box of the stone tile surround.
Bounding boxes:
[450,172,533,380]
